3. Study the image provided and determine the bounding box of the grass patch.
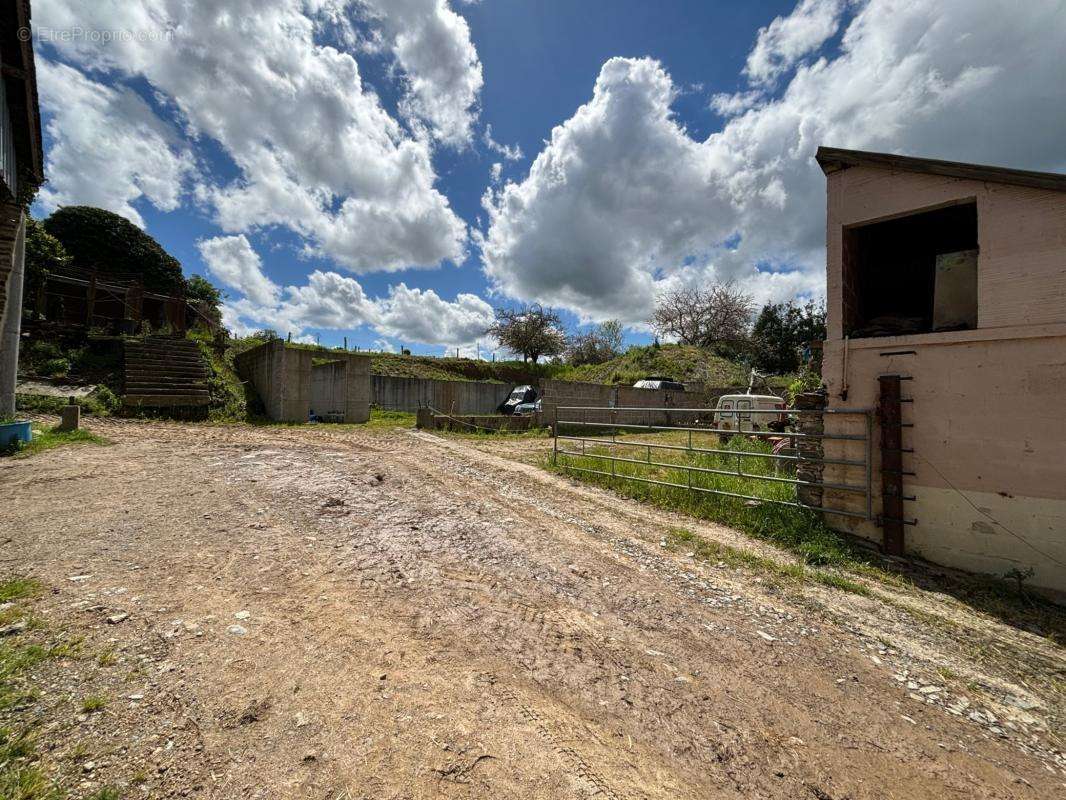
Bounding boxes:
[0,579,41,605]
[665,527,871,597]
[15,387,120,419]
[364,409,417,430]
[0,727,63,800]
[435,422,553,440]
[549,433,872,571]
[0,577,89,799]
[79,695,106,714]
[550,433,1066,645]
[3,426,109,459]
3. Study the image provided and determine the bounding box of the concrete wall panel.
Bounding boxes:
[371,375,511,415]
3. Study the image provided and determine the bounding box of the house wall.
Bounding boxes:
[822,165,1066,595]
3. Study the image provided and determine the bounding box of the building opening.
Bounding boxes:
[842,201,978,338]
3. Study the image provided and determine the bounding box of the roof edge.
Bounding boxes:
[815,146,1066,193]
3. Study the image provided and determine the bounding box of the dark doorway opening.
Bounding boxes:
[843,201,978,338]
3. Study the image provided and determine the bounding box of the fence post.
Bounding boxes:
[794,390,826,508]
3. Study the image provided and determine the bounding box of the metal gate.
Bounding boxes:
[552,405,874,520]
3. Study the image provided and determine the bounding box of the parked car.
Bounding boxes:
[631,376,685,391]
[498,385,539,415]
[712,393,787,433]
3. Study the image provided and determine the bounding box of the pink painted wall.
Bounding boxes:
[821,164,1066,594]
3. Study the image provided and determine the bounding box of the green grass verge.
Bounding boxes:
[15,387,120,418]
[665,527,870,596]
[0,578,117,799]
[363,409,417,430]
[3,426,109,459]
[549,434,871,570]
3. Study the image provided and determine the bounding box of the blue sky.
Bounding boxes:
[28,1,1066,354]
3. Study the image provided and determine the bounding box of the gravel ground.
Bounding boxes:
[1,418,1063,799]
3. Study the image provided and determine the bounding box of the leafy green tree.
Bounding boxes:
[185,274,223,329]
[43,206,184,292]
[23,217,70,296]
[751,300,826,374]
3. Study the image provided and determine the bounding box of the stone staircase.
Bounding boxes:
[122,338,211,408]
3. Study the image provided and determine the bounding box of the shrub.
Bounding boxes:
[39,358,70,377]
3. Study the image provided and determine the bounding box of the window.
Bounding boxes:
[842,201,978,338]
[738,400,751,421]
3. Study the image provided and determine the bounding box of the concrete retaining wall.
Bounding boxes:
[372,375,512,414]
[541,379,741,427]
[415,407,545,432]
[235,341,370,423]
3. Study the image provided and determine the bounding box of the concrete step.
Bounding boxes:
[125,351,205,362]
[125,381,209,391]
[124,386,209,395]
[123,393,211,408]
[124,341,201,349]
[125,364,208,376]
[125,371,208,380]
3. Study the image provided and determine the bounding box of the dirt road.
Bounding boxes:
[2,420,1063,799]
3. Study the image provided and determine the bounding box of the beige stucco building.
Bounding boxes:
[815,147,1066,596]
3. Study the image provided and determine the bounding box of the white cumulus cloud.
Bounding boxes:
[744,0,846,87]
[481,0,1066,325]
[197,234,280,306]
[35,0,472,271]
[35,59,193,227]
[213,243,494,350]
[360,0,484,147]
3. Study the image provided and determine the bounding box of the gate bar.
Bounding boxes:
[558,464,871,520]
[557,419,868,441]
[556,434,867,467]
[556,449,869,493]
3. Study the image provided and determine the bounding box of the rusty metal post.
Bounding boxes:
[878,375,905,556]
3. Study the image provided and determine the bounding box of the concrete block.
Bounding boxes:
[57,404,80,432]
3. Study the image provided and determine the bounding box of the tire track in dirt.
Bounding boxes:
[5,420,1063,799]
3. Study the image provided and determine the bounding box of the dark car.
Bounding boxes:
[498,385,539,415]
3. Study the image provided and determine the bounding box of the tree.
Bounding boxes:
[185,274,223,329]
[750,300,827,374]
[43,206,184,293]
[23,217,70,298]
[486,304,566,364]
[566,319,624,366]
[650,282,755,351]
